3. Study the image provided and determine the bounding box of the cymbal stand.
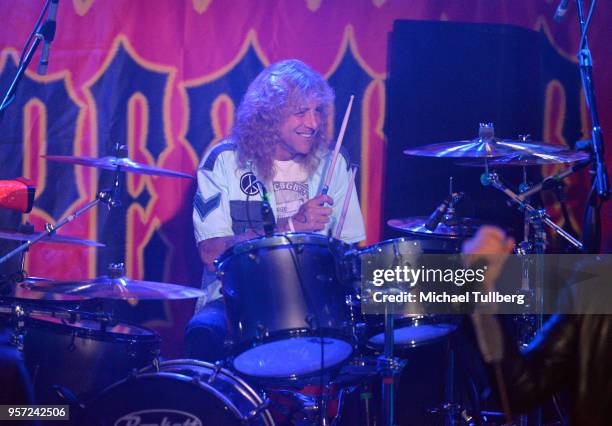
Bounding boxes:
[485,172,582,250]
[486,171,583,425]
[0,167,122,265]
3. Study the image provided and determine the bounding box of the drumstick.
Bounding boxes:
[334,165,357,239]
[321,95,354,196]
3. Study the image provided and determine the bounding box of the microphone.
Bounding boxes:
[553,0,569,22]
[256,181,275,236]
[37,0,60,75]
[424,195,452,231]
[424,192,464,231]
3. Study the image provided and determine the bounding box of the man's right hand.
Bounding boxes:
[291,194,334,232]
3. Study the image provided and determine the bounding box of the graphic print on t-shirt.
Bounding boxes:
[273,181,309,219]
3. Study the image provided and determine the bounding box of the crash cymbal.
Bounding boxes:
[0,228,104,247]
[403,123,566,159]
[456,150,590,167]
[43,155,193,179]
[387,216,482,239]
[26,275,206,300]
[404,139,567,159]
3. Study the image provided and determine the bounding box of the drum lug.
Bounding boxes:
[207,361,224,384]
[305,314,318,331]
[242,398,271,424]
[255,323,268,340]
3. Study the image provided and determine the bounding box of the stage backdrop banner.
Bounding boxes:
[1,0,610,356]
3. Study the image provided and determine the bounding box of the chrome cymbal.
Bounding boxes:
[387,216,483,239]
[26,275,206,300]
[456,150,590,167]
[404,139,567,159]
[403,123,566,159]
[43,155,193,179]
[0,229,104,247]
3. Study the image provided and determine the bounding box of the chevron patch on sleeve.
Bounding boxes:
[194,191,221,221]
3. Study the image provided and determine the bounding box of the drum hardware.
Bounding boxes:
[482,172,582,250]
[207,361,225,384]
[379,310,405,426]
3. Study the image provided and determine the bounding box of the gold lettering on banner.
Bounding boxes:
[73,0,94,16]
[193,0,213,14]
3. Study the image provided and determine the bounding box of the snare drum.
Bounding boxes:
[358,238,459,350]
[23,313,160,402]
[217,233,355,382]
[83,359,275,425]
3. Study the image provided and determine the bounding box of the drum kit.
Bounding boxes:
[0,123,592,425]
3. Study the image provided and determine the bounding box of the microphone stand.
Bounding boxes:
[0,1,52,121]
[575,0,610,252]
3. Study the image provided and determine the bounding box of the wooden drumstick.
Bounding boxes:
[334,165,357,239]
[321,95,355,196]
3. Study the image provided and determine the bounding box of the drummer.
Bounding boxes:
[185,59,366,362]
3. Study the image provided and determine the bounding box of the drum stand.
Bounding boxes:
[485,171,582,426]
[378,306,406,426]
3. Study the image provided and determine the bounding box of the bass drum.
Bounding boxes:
[83,359,275,426]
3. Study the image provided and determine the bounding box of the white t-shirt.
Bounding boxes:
[272,159,309,220]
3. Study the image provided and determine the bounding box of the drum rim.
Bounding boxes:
[143,359,274,421]
[89,358,274,425]
[358,237,460,255]
[216,232,344,267]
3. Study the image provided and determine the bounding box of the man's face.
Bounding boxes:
[276,99,323,160]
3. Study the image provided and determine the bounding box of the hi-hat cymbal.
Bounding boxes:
[26,275,206,300]
[43,155,193,179]
[456,150,590,167]
[404,138,567,159]
[387,216,482,239]
[0,228,104,247]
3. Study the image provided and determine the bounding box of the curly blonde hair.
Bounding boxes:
[232,59,335,181]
